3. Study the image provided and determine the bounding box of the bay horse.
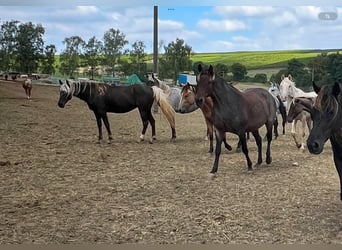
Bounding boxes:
[287,97,314,149]
[195,64,277,174]
[178,82,233,153]
[279,74,317,149]
[57,79,176,143]
[22,78,32,99]
[307,81,342,201]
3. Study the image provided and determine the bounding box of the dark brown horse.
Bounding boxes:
[58,79,176,143]
[307,81,342,201]
[287,97,314,149]
[195,64,277,174]
[178,82,232,153]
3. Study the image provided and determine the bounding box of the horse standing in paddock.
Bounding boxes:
[287,97,314,149]
[178,82,233,153]
[146,74,183,113]
[268,82,287,136]
[22,78,32,99]
[279,74,317,149]
[195,64,277,174]
[57,79,176,143]
[307,81,342,201]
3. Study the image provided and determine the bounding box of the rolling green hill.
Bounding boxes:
[190,49,338,69]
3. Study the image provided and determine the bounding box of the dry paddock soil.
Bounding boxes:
[1,80,342,244]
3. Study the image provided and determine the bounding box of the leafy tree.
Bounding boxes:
[59,36,85,78]
[215,63,229,78]
[83,36,103,80]
[0,20,19,72]
[41,44,56,75]
[159,38,193,83]
[15,22,45,73]
[287,58,306,78]
[253,73,267,83]
[231,62,247,81]
[129,40,147,76]
[102,28,128,77]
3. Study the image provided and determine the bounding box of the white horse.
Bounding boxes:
[279,74,317,149]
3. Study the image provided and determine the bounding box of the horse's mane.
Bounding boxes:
[316,84,341,114]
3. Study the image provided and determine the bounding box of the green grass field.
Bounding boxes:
[190,49,335,69]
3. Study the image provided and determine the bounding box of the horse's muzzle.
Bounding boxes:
[58,102,65,108]
[195,97,204,108]
[307,140,323,155]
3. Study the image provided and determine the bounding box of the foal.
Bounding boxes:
[287,97,314,149]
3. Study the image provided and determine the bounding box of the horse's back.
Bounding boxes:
[242,88,277,129]
[103,84,154,113]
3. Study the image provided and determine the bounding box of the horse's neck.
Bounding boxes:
[212,78,241,106]
[73,81,92,101]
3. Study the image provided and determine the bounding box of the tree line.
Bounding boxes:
[1,20,342,88]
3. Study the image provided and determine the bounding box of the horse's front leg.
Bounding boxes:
[102,113,113,144]
[300,119,306,150]
[291,120,302,148]
[210,129,224,175]
[94,113,103,143]
[330,136,342,201]
[205,118,214,154]
[138,109,150,143]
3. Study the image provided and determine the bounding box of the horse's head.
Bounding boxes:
[268,82,280,97]
[307,81,342,154]
[58,79,73,108]
[195,64,215,108]
[178,82,197,113]
[279,75,294,102]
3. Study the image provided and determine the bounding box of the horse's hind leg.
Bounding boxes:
[238,132,253,172]
[147,109,156,142]
[138,109,150,143]
[252,130,262,168]
[28,87,32,99]
[265,123,273,165]
[102,113,113,143]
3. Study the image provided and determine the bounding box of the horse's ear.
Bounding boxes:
[208,65,215,81]
[208,65,214,76]
[66,80,70,88]
[288,74,292,81]
[332,81,340,97]
[281,74,285,80]
[59,80,63,85]
[198,64,202,73]
[312,81,321,94]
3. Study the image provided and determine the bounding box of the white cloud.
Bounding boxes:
[214,6,276,17]
[197,19,246,32]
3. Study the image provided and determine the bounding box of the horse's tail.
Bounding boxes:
[151,86,176,133]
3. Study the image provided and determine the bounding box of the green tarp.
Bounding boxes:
[124,74,142,85]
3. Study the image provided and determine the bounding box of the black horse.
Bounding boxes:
[307,81,342,201]
[57,79,176,143]
[195,64,277,175]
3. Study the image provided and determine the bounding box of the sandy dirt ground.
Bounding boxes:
[0,80,342,243]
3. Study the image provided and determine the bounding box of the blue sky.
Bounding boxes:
[0,5,341,54]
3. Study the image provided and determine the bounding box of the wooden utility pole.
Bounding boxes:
[153,6,158,74]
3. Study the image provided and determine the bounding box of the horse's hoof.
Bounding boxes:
[247,169,254,174]
[170,137,176,142]
[236,148,242,153]
[149,138,154,144]
[107,140,112,144]
[209,172,217,179]
[266,156,272,164]
[96,140,101,144]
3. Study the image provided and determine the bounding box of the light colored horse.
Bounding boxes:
[148,74,183,113]
[268,82,287,136]
[279,74,317,149]
[22,77,32,99]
